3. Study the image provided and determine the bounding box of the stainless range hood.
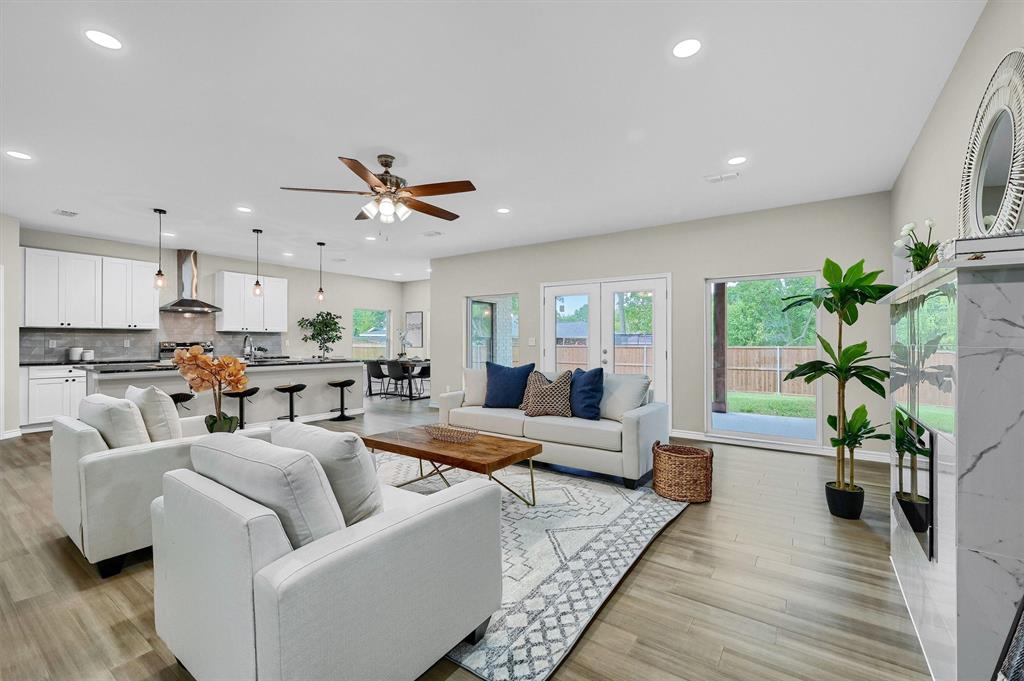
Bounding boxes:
[160,250,222,313]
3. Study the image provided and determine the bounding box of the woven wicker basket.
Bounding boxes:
[424,424,479,444]
[652,441,712,502]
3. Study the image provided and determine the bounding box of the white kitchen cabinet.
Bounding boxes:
[262,276,288,332]
[23,248,102,328]
[215,271,288,332]
[102,257,160,329]
[25,366,88,425]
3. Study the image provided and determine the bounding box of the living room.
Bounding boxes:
[2,1,1023,680]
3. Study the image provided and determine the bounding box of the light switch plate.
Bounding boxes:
[48,339,57,349]
[527,337,536,346]
[124,339,131,348]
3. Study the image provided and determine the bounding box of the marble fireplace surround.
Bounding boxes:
[887,250,1024,681]
[19,311,282,364]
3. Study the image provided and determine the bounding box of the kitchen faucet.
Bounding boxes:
[242,334,255,362]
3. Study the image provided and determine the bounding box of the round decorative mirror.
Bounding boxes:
[958,49,1024,238]
[976,109,1014,234]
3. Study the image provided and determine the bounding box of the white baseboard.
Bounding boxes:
[1,428,22,440]
[669,428,889,464]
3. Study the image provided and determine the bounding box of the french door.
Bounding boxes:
[542,276,669,403]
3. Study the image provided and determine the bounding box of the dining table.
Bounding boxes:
[363,358,430,400]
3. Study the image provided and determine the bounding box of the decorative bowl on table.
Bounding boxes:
[424,424,479,444]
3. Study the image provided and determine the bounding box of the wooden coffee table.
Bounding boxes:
[363,426,543,506]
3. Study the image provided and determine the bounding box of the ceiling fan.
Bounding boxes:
[281,154,475,222]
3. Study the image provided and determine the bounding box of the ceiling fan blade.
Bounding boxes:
[400,180,476,197]
[404,197,459,221]
[280,186,374,196]
[355,210,369,220]
[339,157,386,191]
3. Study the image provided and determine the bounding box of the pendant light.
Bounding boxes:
[315,241,326,302]
[153,208,167,289]
[251,228,263,297]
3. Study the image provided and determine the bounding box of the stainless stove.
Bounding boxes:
[159,340,214,361]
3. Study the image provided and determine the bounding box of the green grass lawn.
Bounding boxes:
[727,391,816,419]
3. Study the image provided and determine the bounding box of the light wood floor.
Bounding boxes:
[0,398,930,681]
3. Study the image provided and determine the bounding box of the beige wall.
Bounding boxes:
[891,0,1024,245]
[19,228,406,359]
[401,279,431,357]
[431,192,894,450]
[1,215,23,434]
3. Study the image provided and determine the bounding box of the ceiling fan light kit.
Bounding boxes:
[283,153,476,224]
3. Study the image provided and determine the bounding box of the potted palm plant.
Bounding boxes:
[783,259,896,519]
[894,409,931,532]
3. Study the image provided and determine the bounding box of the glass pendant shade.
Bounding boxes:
[153,208,167,289]
[153,269,166,289]
[395,202,412,221]
[251,228,263,297]
[378,196,396,217]
[315,287,325,302]
[252,280,263,297]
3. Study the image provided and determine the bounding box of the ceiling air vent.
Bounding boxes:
[53,209,79,217]
[421,230,444,237]
[704,172,740,184]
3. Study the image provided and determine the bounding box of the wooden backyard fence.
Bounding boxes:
[727,346,816,395]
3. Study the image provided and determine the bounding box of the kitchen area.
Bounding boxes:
[16,241,372,431]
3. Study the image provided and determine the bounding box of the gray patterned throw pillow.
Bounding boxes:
[523,370,573,417]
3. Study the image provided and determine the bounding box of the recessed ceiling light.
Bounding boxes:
[365,235,376,241]
[672,39,701,59]
[727,156,747,165]
[162,232,176,237]
[496,207,511,214]
[5,150,31,160]
[282,252,293,256]
[425,268,432,272]
[85,30,122,50]
[236,206,252,213]
[393,273,402,277]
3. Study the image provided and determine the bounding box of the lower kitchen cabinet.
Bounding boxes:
[24,366,88,425]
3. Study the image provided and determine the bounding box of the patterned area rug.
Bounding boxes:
[375,453,688,681]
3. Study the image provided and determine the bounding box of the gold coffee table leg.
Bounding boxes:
[396,462,454,488]
[488,458,536,506]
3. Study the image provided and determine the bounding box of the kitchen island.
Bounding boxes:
[82,358,365,427]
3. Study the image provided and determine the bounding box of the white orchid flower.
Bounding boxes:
[901,222,916,236]
[894,239,907,248]
[924,218,935,230]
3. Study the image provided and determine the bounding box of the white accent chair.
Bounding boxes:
[50,414,269,576]
[151,445,502,681]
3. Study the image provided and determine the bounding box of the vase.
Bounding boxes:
[205,412,239,433]
[824,482,864,519]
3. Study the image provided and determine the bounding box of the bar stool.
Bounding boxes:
[327,378,356,421]
[169,393,194,412]
[224,386,260,429]
[274,383,306,422]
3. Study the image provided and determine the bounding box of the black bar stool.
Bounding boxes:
[169,392,194,412]
[328,378,356,421]
[224,386,260,429]
[274,384,306,422]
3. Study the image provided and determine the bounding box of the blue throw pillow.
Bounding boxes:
[570,368,604,420]
[484,362,535,409]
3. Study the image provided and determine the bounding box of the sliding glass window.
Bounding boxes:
[706,273,820,443]
[352,309,390,359]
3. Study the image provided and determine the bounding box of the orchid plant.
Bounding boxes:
[173,345,248,432]
[895,219,940,272]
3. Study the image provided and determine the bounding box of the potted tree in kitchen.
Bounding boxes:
[783,259,896,519]
[298,311,345,359]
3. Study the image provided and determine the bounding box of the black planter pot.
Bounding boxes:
[825,482,865,520]
[895,493,930,532]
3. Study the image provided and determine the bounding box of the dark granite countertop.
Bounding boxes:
[80,357,364,374]
[21,358,158,367]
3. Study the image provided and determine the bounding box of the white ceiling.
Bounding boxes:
[0,1,983,282]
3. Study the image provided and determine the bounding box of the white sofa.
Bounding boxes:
[438,388,669,488]
[151,438,502,681]
[50,413,269,576]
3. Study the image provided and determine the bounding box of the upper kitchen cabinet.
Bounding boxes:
[23,248,103,328]
[215,271,288,332]
[101,257,160,329]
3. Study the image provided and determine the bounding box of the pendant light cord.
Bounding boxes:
[157,212,162,269]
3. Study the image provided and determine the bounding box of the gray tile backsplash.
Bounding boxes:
[20,312,282,363]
